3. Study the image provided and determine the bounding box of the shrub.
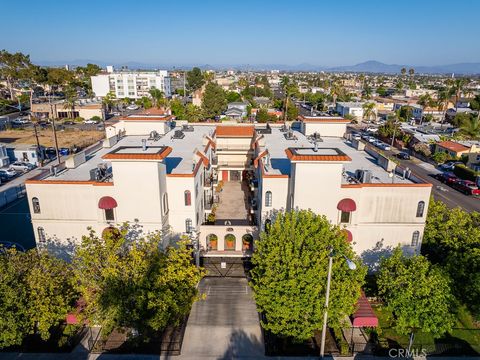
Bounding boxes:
[73,117,84,122]
[432,151,448,164]
[453,164,479,181]
[91,115,101,121]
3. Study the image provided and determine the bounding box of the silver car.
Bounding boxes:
[9,161,35,172]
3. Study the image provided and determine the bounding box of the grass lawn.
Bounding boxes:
[372,305,480,354]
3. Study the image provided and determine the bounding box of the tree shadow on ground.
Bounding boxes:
[218,329,265,360]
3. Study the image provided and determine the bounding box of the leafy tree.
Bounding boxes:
[170,98,186,119]
[432,151,448,164]
[377,247,455,338]
[0,49,33,100]
[225,91,242,103]
[376,86,387,96]
[185,103,204,122]
[102,91,116,113]
[0,248,76,348]
[459,115,480,139]
[256,108,269,123]
[149,87,165,108]
[422,199,480,314]
[75,63,102,78]
[136,96,152,109]
[362,102,376,121]
[397,106,413,122]
[286,103,299,121]
[73,224,204,338]
[201,82,226,119]
[186,67,205,92]
[250,210,366,342]
[47,67,75,90]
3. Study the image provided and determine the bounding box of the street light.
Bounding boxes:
[320,248,357,358]
[188,229,200,268]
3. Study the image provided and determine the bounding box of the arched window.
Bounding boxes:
[163,193,169,215]
[105,208,115,221]
[32,197,40,214]
[185,218,193,233]
[184,190,191,206]
[242,234,253,251]
[207,234,218,251]
[224,234,236,251]
[37,227,46,243]
[411,231,420,246]
[416,201,425,217]
[265,191,272,207]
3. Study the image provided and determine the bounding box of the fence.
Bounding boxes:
[0,184,26,209]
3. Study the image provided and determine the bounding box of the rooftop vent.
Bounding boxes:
[182,124,194,132]
[148,130,161,141]
[142,139,147,151]
[280,124,288,132]
[255,123,272,134]
[90,163,109,181]
[172,130,185,139]
[284,130,297,141]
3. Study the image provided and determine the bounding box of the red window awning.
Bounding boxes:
[98,196,118,209]
[343,229,353,243]
[337,198,356,212]
[352,291,378,327]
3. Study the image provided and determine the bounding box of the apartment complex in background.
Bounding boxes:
[91,67,171,99]
[25,114,431,270]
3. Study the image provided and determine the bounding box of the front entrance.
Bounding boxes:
[201,257,251,277]
[222,170,229,181]
[230,170,241,181]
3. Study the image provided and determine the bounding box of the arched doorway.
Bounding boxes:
[224,234,236,251]
[207,234,218,251]
[242,234,253,251]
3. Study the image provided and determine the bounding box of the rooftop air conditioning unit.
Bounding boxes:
[172,130,185,139]
[355,169,372,183]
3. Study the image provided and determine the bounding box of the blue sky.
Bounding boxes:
[2,0,480,66]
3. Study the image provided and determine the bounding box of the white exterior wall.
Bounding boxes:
[106,121,170,137]
[303,122,347,137]
[166,176,197,235]
[259,176,289,224]
[91,75,110,97]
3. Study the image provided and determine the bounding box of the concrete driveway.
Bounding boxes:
[181,277,264,359]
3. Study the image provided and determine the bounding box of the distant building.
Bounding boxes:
[225,102,249,119]
[31,99,105,120]
[393,103,423,121]
[336,102,364,120]
[435,140,474,158]
[6,144,43,166]
[91,69,171,99]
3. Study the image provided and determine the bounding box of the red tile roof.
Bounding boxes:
[216,125,254,138]
[118,115,174,121]
[436,141,470,153]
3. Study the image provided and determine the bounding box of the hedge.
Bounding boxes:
[453,164,479,182]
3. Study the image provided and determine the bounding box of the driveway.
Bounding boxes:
[181,277,264,359]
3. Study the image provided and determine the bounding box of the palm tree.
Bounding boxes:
[362,102,376,122]
[408,68,415,76]
[459,116,480,139]
[63,86,78,119]
[452,78,469,112]
[400,68,407,76]
[149,87,164,108]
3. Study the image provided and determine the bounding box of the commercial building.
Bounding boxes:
[91,69,171,99]
[25,115,431,269]
[31,99,105,120]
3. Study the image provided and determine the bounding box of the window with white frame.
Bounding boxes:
[411,231,420,246]
[185,218,193,233]
[265,191,272,207]
[416,201,425,217]
[32,197,40,214]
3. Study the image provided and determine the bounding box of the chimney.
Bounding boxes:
[142,139,147,151]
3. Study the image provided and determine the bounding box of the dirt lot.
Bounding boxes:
[0,128,105,149]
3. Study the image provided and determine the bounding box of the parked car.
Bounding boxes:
[83,119,98,124]
[63,120,75,125]
[112,112,121,116]
[452,180,480,196]
[126,104,139,110]
[439,161,462,171]
[0,168,17,180]
[435,172,458,185]
[396,152,410,160]
[9,162,35,172]
[351,132,361,140]
[59,148,70,156]
[367,136,376,143]
[380,143,391,151]
[11,117,30,125]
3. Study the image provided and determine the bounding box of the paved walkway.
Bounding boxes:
[180,277,264,359]
[215,181,250,222]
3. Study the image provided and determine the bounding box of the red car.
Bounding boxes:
[452,180,480,196]
[435,172,459,185]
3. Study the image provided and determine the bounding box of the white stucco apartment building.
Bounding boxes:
[25,114,431,268]
[91,70,171,99]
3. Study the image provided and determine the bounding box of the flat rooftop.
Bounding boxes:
[262,128,415,184]
[40,126,215,182]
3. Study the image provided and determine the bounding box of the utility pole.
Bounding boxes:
[183,70,187,101]
[48,93,61,164]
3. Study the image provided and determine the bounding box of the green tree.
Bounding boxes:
[362,102,376,122]
[422,199,480,314]
[250,210,366,342]
[408,68,415,76]
[73,224,204,338]
[201,82,226,119]
[0,248,76,348]
[459,115,480,139]
[286,103,299,121]
[136,96,152,109]
[185,103,204,122]
[0,50,33,100]
[186,67,205,92]
[102,91,116,113]
[376,86,387,96]
[225,91,242,103]
[149,87,165,108]
[256,108,269,123]
[170,98,186,119]
[377,247,455,338]
[432,151,448,164]
[400,67,407,76]
[63,86,78,118]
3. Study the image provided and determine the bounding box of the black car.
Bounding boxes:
[396,152,410,160]
[63,120,75,125]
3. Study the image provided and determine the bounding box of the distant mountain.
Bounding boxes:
[34,59,480,74]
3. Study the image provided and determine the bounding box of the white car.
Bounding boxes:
[381,143,391,151]
[12,117,30,125]
[367,136,377,143]
[84,119,98,124]
[0,168,17,179]
[126,104,139,110]
[351,133,361,140]
[9,162,35,172]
